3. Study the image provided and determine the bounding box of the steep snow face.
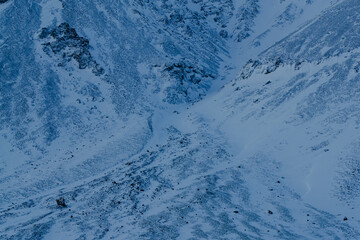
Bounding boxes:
[232,0,360,207]
[195,0,360,237]
[212,0,344,90]
[1,0,359,239]
[259,0,360,62]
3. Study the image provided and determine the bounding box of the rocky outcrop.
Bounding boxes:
[162,62,215,104]
[40,23,104,76]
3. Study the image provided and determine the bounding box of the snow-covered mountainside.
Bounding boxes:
[1,0,359,239]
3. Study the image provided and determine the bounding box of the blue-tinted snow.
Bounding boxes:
[1,0,360,239]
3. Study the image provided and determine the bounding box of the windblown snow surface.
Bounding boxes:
[1,0,360,239]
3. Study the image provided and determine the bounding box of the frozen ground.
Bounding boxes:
[1,0,360,239]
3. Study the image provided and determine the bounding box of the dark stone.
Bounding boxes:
[219,29,228,38]
[56,197,67,207]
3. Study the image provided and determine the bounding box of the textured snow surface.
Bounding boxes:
[1,0,360,239]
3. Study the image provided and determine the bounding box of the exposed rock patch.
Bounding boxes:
[161,61,215,104]
[40,22,104,76]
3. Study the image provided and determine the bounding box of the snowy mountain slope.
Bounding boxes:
[2,112,358,239]
[0,0,229,208]
[195,0,360,236]
[1,0,360,239]
[0,0,334,209]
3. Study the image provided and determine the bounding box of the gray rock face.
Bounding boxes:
[161,61,215,104]
[40,23,104,76]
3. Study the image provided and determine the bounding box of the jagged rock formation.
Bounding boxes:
[40,22,104,76]
[160,61,215,103]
